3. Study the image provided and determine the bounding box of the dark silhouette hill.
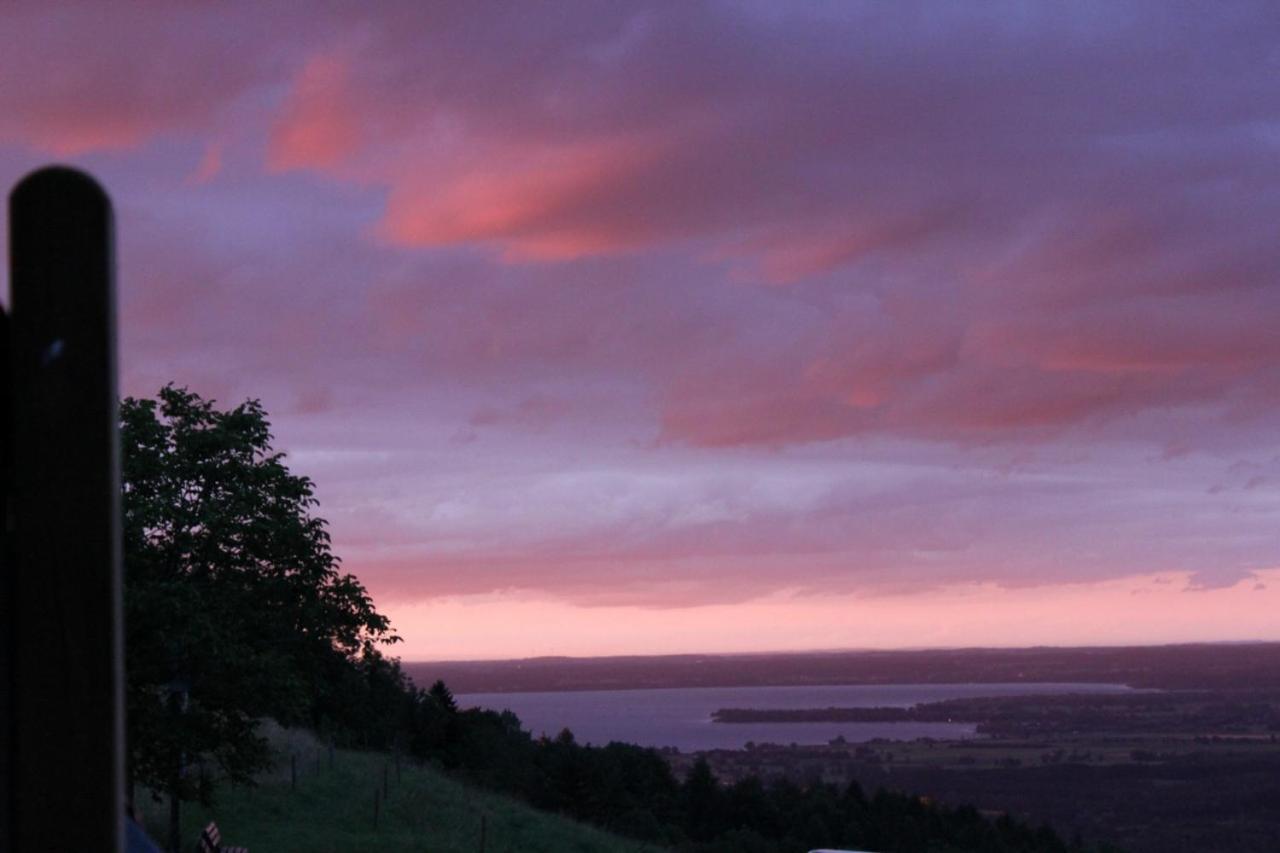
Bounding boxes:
[406,642,1280,694]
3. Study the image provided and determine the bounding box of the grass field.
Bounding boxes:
[136,727,665,853]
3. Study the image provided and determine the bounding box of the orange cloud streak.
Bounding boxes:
[376,135,671,260]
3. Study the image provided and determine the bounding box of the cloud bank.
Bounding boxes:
[2,2,1278,653]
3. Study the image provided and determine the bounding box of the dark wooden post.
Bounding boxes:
[479,814,487,853]
[373,788,380,830]
[291,753,297,790]
[2,167,124,851]
[167,781,181,853]
[166,685,187,853]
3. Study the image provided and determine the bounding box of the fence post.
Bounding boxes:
[291,754,297,791]
[479,814,487,853]
[373,788,380,830]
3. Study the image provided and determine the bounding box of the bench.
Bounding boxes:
[198,822,247,853]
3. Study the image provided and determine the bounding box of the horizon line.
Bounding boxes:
[401,637,1280,666]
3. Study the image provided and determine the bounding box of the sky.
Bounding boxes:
[2,1,1278,660]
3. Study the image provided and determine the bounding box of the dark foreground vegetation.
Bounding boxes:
[122,387,1103,852]
[711,689,1280,735]
[690,735,1280,853]
[140,730,664,853]
[696,687,1280,853]
[338,677,1113,852]
[420,645,1280,852]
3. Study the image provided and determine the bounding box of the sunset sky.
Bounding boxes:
[2,2,1278,659]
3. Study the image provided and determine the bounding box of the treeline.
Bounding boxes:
[343,666,1119,853]
[713,706,945,723]
[712,692,1280,736]
[414,643,1280,694]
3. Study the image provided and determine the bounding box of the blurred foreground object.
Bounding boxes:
[1,167,124,851]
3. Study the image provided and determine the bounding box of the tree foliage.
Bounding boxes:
[122,386,397,802]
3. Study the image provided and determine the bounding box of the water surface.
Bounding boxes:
[458,682,1133,751]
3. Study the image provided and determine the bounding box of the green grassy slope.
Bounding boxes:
[137,739,665,853]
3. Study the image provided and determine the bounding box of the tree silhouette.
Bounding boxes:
[428,679,459,714]
[121,386,397,819]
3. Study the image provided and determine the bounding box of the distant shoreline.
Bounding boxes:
[406,642,1280,695]
[406,639,1280,667]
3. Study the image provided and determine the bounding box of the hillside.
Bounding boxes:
[136,731,664,853]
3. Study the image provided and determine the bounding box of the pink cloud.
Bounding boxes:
[250,4,1280,280]
[0,4,306,154]
[269,50,363,171]
[375,135,681,259]
[220,3,1280,458]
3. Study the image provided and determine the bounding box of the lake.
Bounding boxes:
[457,682,1135,751]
